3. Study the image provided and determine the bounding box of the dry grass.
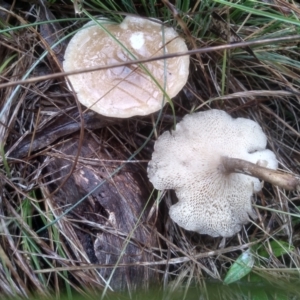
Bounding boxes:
[0,0,300,299]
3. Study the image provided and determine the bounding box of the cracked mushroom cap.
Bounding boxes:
[63,16,189,118]
[147,109,278,237]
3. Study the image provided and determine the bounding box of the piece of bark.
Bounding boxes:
[10,108,120,158]
[43,133,161,290]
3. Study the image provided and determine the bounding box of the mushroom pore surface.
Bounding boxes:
[63,16,189,118]
[147,109,278,237]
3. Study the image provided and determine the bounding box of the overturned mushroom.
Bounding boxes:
[63,16,189,118]
[147,109,280,237]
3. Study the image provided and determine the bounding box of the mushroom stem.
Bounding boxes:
[221,156,300,191]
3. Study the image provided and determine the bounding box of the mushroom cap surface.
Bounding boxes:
[63,16,189,118]
[147,109,278,237]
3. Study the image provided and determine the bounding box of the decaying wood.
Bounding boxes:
[10,108,120,158]
[43,133,161,291]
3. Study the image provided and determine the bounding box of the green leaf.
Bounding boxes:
[224,249,255,284]
[275,293,289,300]
[258,240,295,258]
[252,290,269,300]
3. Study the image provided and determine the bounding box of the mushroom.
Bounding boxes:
[63,16,189,118]
[147,109,280,237]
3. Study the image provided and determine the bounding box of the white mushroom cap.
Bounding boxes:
[63,16,189,118]
[147,109,278,237]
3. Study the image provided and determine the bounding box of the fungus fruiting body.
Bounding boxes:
[147,109,278,237]
[63,16,189,118]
